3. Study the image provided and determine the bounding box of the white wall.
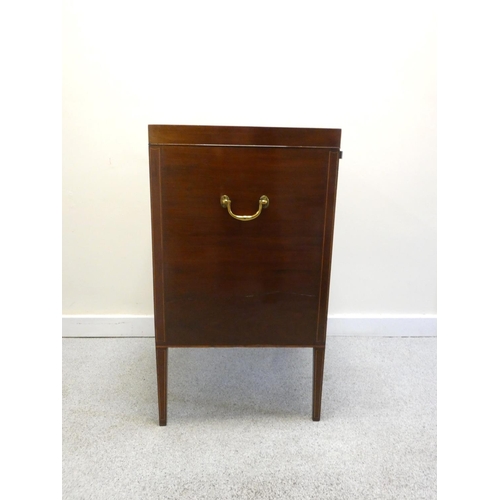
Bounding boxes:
[62,0,436,317]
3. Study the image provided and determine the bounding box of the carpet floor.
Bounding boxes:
[62,337,436,500]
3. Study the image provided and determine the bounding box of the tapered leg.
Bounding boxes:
[156,348,168,426]
[312,347,325,421]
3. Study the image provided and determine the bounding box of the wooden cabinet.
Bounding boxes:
[149,125,341,425]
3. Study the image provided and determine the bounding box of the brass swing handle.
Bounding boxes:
[220,195,269,221]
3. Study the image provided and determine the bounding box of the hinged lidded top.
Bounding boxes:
[148,125,341,149]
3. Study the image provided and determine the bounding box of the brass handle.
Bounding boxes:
[220,195,269,221]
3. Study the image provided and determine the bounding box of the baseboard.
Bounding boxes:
[62,315,154,337]
[327,315,437,337]
[62,315,437,338]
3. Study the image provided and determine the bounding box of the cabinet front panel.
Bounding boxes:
[154,146,332,346]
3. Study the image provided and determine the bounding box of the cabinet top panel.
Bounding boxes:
[148,125,341,149]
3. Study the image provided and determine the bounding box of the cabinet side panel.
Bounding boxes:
[316,151,340,343]
[159,145,330,346]
[149,146,166,345]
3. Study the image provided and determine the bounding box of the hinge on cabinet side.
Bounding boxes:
[339,151,343,159]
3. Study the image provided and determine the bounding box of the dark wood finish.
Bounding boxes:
[316,150,340,344]
[149,124,341,149]
[149,146,166,345]
[156,348,168,426]
[312,347,326,421]
[149,125,341,424]
[158,146,330,347]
